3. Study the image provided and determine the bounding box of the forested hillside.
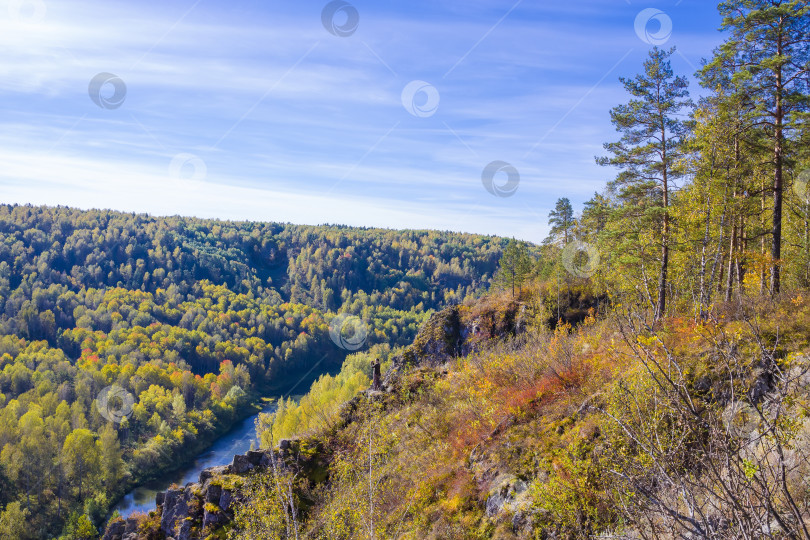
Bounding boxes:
[0,204,508,538]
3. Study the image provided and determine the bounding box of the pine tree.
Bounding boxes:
[598,47,692,320]
[548,198,576,244]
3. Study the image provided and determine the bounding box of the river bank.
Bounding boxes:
[111,399,276,518]
[105,359,340,522]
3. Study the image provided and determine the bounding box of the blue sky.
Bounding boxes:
[1,0,722,243]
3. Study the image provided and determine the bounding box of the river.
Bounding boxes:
[111,401,277,518]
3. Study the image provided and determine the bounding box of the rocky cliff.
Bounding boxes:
[104,441,318,540]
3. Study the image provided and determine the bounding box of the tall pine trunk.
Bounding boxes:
[726,221,738,301]
[771,55,784,295]
[739,214,748,289]
[657,134,669,321]
[761,178,767,295]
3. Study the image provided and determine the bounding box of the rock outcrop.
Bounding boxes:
[102,459,242,539]
[385,300,526,387]
[101,516,142,540]
[102,439,323,540]
[157,452,266,538]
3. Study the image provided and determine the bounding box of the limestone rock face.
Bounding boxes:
[385,301,526,388]
[106,447,295,539]
[219,488,235,514]
[199,464,229,484]
[484,474,530,517]
[205,483,222,504]
[469,441,537,538]
[203,505,227,529]
[160,485,196,539]
[231,453,253,474]
[101,515,143,540]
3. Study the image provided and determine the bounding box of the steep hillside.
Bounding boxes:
[111,289,810,539]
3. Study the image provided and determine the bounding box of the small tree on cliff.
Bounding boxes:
[548,198,576,245]
[495,239,533,298]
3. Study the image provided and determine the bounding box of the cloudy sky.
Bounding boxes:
[1,0,722,243]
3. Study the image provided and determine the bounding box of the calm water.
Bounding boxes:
[112,401,277,518]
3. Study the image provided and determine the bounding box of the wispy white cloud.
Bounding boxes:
[0,0,723,244]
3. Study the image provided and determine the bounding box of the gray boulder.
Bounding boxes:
[219,489,234,514]
[231,453,253,474]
